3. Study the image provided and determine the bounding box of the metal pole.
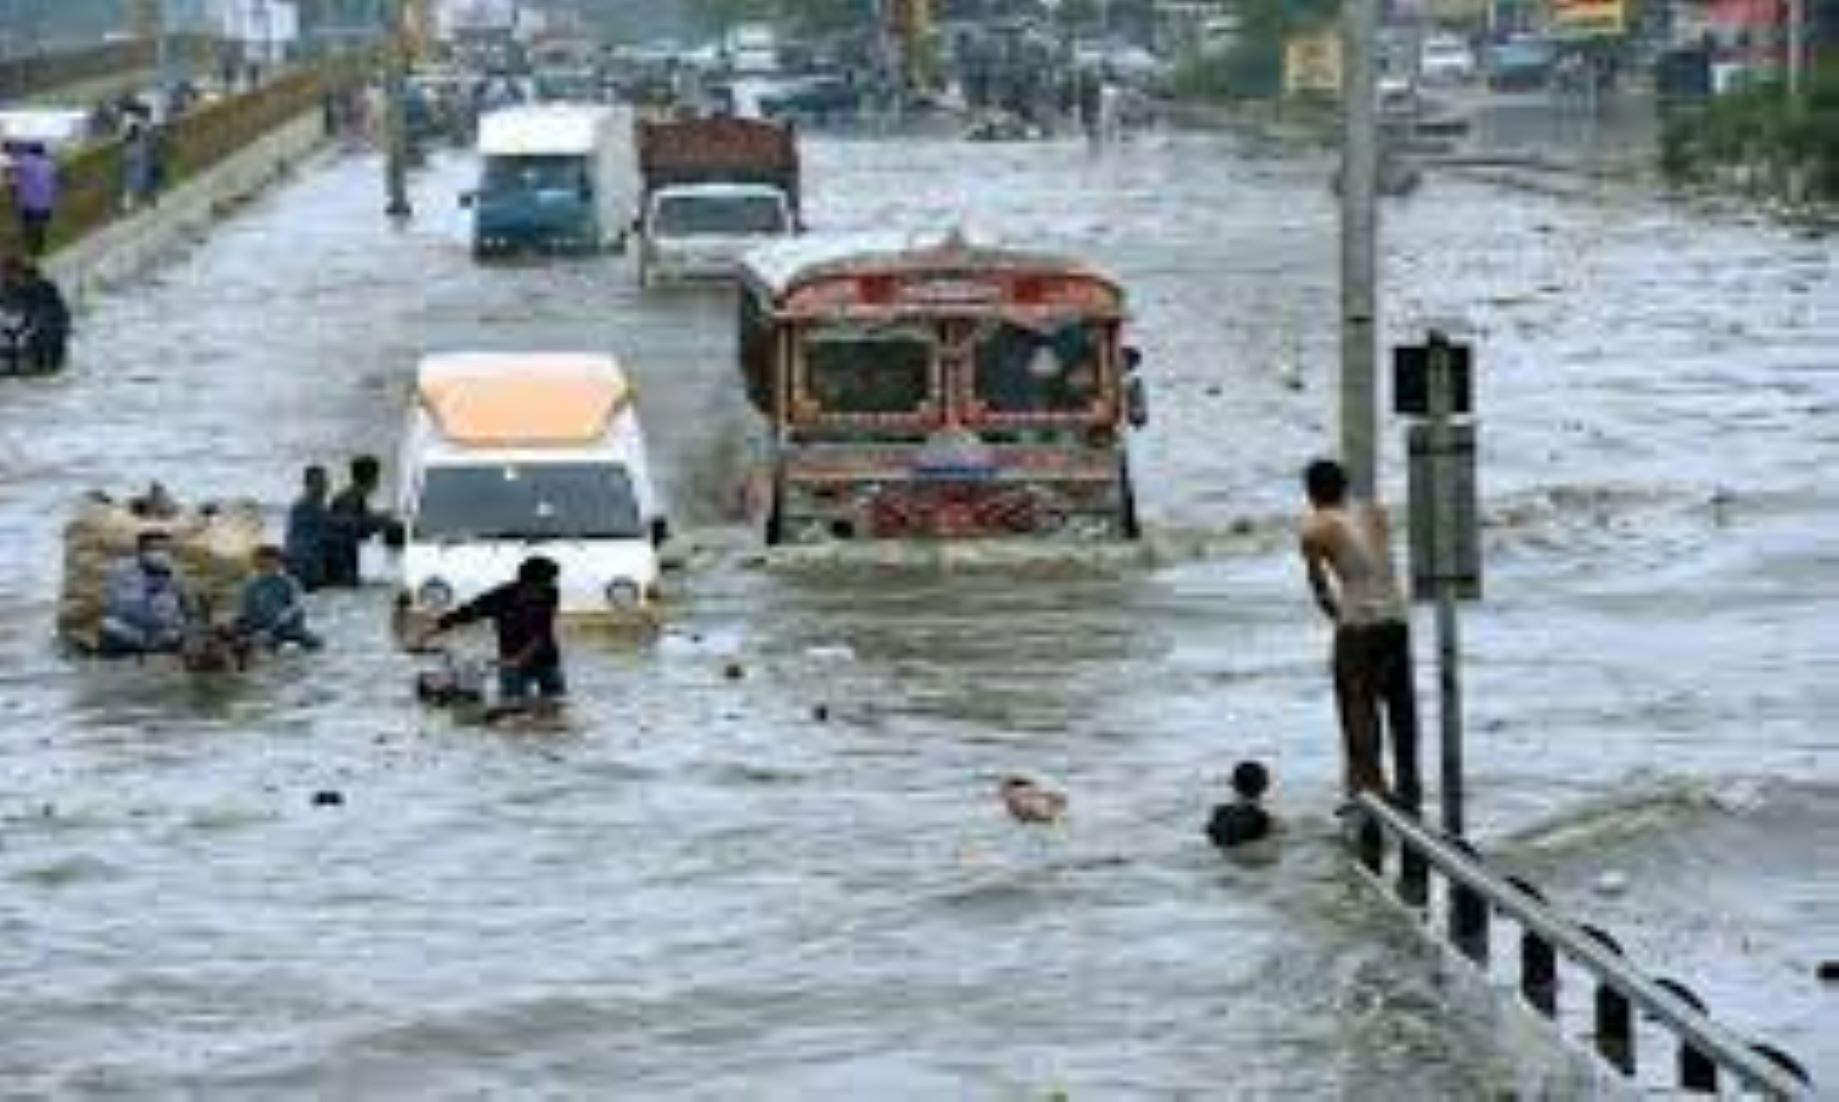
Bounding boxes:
[1428,336,1465,837]
[1786,0,1806,98]
[1340,0,1381,498]
[154,0,171,93]
[1437,584,1464,835]
[383,0,412,218]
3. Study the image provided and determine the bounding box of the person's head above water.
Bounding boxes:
[1231,760,1270,802]
[1303,458,1348,508]
[518,555,560,586]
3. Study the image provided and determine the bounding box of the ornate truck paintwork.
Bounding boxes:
[737,233,1144,544]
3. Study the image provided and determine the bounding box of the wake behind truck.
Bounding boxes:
[634,116,801,286]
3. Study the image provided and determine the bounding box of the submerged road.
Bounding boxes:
[0,128,1834,1096]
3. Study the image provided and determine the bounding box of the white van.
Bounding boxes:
[469,104,635,256]
[397,352,666,620]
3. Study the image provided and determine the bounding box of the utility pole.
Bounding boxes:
[1786,0,1806,98]
[1340,0,1382,498]
[383,0,413,219]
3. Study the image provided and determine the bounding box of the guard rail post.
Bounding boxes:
[1508,876,1559,1019]
[1655,978,1719,1091]
[1582,925,1635,1075]
[1447,838,1489,965]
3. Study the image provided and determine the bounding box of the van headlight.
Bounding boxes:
[418,577,456,611]
[604,579,643,610]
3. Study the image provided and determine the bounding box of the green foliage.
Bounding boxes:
[1663,61,1839,200]
[1168,0,1342,101]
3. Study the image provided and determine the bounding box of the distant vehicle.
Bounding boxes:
[466,104,635,257]
[725,22,780,75]
[757,74,861,125]
[634,116,800,285]
[1419,34,1478,84]
[396,352,665,621]
[1488,36,1559,91]
[735,232,1148,544]
[0,108,93,155]
[1377,74,1417,119]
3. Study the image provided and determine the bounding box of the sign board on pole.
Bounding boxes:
[1407,421,1482,600]
[1284,29,1343,96]
[1550,0,1627,36]
[1394,342,1473,416]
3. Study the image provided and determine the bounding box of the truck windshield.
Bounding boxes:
[972,320,1106,415]
[482,155,589,196]
[801,326,935,416]
[655,193,786,236]
[414,463,643,541]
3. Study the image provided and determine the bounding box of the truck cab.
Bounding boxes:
[634,116,800,286]
[640,182,795,285]
[468,104,633,257]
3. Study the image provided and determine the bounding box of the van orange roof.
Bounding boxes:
[416,353,632,446]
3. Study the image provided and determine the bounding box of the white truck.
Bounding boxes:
[468,104,635,257]
[396,352,666,621]
[634,115,801,286]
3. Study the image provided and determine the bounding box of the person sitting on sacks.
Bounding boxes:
[234,544,322,652]
[98,530,191,656]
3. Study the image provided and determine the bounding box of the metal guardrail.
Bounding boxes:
[1348,794,1814,1099]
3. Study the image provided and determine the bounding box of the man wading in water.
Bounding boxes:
[1299,459,1423,814]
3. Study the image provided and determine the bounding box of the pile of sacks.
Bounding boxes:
[57,487,267,651]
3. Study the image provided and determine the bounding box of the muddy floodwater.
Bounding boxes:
[1,127,1835,1097]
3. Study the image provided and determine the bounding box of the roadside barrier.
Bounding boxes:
[1348,794,1814,1099]
[1,52,375,259]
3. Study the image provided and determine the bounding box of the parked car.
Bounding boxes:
[1420,35,1478,84]
[1487,36,1558,91]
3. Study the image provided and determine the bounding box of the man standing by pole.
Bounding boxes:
[1299,458,1424,815]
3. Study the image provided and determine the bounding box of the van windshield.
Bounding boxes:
[655,193,787,237]
[482,155,590,196]
[415,463,643,541]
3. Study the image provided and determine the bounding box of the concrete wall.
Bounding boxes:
[46,110,328,305]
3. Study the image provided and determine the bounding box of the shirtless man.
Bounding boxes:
[1299,459,1423,813]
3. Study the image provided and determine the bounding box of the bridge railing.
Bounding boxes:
[1348,793,1814,1099]
[1,53,375,259]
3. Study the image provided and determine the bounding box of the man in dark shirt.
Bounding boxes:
[423,556,566,702]
[285,464,331,591]
[323,455,385,587]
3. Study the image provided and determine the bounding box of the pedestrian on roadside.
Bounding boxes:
[322,454,388,588]
[419,555,567,703]
[6,143,59,257]
[284,464,331,591]
[1298,458,1423,814]
[122,121,158,211]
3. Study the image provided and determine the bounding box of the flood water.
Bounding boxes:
[1,124,1835,1097]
